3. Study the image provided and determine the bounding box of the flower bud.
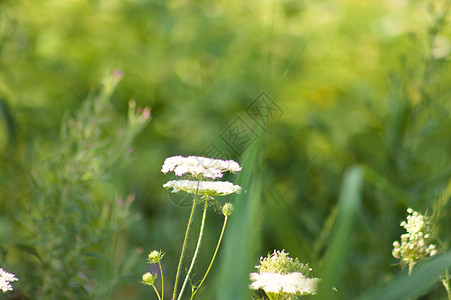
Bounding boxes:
[142,272,157,286]
[147,250,165,264]
[222,203,234,217]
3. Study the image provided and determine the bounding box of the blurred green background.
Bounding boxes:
[0,0,450,299]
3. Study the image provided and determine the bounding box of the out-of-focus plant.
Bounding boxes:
[392,208,450,299]
[13,71,150,299]
[392,208,437,275]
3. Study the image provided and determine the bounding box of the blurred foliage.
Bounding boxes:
[0,0,450,299]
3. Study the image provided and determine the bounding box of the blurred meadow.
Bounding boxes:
[0,0,450,299]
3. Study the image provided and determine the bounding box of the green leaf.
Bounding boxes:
[317,166,365,299]
[359,252,451,300]
[215,128,264,300]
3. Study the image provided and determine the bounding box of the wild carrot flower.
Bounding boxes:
[250,272,318,295]
[147,155,241,300]
[161,156,241,179]
[163,180,241,196]
[392,208,437,272]
[0,268,18,293]
[249,250,320,298]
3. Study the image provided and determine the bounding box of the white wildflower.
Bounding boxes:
[249,250,320,298]
[392,208,437,264]
[401,208,426,236]
[163,180,241,196]
[249,272,320,295]
[161,156,241,179]
[0,268,18,293]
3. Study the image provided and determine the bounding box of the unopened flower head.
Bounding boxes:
[147,250,165,264]
[249,272,320,296]
[392,208,437,264]
[256,250,312,275]
[222,202,234,217]
[141,272,157,286]
[0,268,18,293]
[163,180,241,196]
[161,156,241,179]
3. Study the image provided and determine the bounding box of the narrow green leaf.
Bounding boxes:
[215,131,263,300]
[359,252,451,300]
[0,98,17,149]
[317,166,365,299]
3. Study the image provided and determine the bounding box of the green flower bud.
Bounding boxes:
[147,250,165,264]
[142,272,157,286]
[222,202,234,217]
[257,250,312,275]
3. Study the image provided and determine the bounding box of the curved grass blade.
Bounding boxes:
[358,251,451,300]
[214,130,263,300]
[317,166,365,299]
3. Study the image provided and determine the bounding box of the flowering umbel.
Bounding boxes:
[249,250,320,299]
[392,208,437,267]
[142,155,241,300]
[163,180,241,196]
[161,156,241,179]
[0,268,18,293]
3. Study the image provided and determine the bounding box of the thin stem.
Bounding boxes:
[172,181,200,300]
[158,262,164,300]
[408,259,414,277]
[190,215,229,299]
[152,285,162,300]
[178,200,208,300]
[442,269,451,300]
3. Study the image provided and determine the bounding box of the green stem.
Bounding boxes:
[152,285,162,300]
[178,200,208,300]
[172,182,200,300]
[190,215,229,299]
[442,269,451,300]
[408,259,414,277]
[158,262,164,300]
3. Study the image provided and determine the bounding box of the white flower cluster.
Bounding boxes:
[161,156,241,179]
[162,156,241,197]
[0,268,18,293]
[401,208,426,236]
[249,250,320,297]
[249,272,319,295]
[163,180,241,196]
[392,208,437,263]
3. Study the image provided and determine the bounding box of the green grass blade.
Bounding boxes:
[358,252,451,300]
[0,98,17,150]
[214,134,263,300]
[317,166,365,299]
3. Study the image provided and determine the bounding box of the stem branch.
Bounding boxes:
[190,215,229,299]
[152,285,162,300]
[408,259,414,277]
[172,182,200,300]
[442,269,451,300]
[178,200,208,300]
[159,262,164,300]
